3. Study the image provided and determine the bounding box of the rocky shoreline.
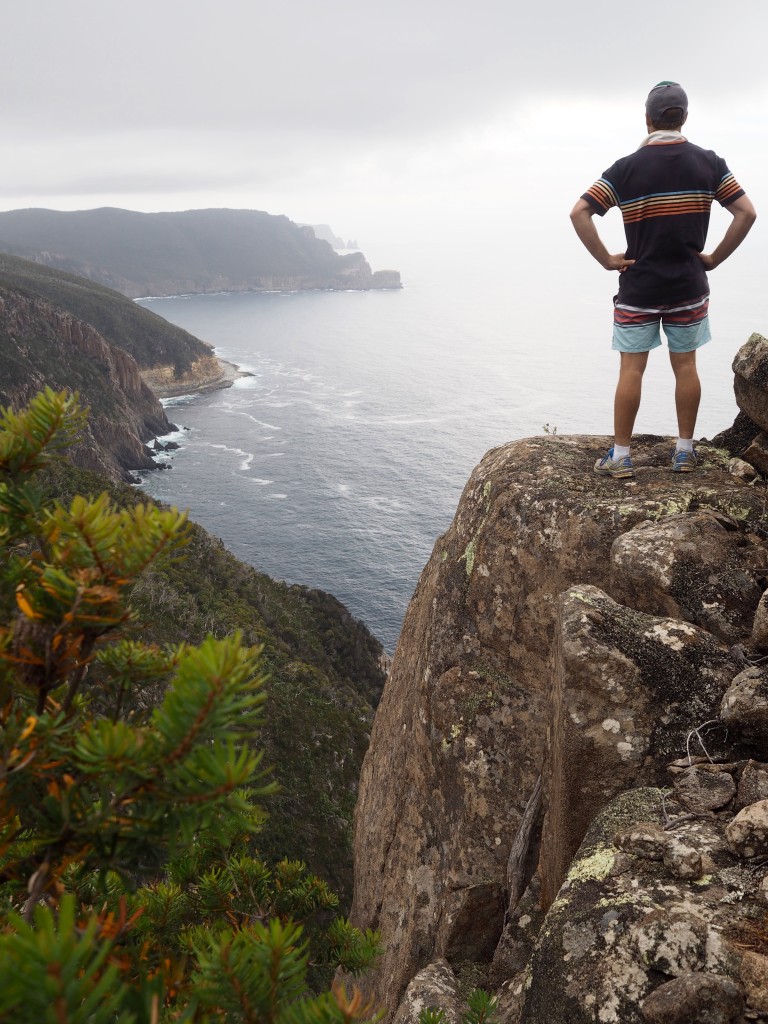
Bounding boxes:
[140,354,252,399]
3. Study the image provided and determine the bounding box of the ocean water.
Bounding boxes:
[136,239,763,652]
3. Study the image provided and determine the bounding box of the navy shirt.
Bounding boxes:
[582,138,744,306]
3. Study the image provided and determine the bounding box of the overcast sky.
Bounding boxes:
[3,0,768,254]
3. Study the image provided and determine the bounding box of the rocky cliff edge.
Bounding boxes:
[350,333,768,1024]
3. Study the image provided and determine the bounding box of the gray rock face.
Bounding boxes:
[609,512,765,644]
[725,799,768,858]
[630,910,708,976]
[540,585,735,903]
[519,789,763,1024]
[750,590,768,650]
[641,974,744,1024]
[350,433,768,1018]
[391,960,463,1024]
[741,431,768,476]
[720,666,768,738]
[672,766,736,812]
[738,951,768,1012]
[733,332,768,435]
[736,760,768,807]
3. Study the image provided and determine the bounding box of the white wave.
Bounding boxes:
[360,495,404,511]
[206,443,248,455]
[152,427,188,445]
[201,443,257,472]
[161,394,198,407]
[268,493,288,500]
[226,409,282,430]
[251,478,273,486]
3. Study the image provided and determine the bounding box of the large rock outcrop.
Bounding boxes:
[350,422,768,1021]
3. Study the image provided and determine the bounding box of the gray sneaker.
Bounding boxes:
[671,448,697,473]
[594,448,635,479]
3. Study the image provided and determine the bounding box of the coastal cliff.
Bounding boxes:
[0,207,402,298]
[0,287,174,482]
[350,335,768,1023]
[0,251,245,475]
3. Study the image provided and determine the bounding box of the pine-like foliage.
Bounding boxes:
[0,389,380,1023]
[418,989,498,1024]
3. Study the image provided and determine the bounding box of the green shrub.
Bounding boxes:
[0,389,380,1022]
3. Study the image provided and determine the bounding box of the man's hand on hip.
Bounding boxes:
[605,253,635,273]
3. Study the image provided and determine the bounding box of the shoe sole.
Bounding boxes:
[594,467,635,479]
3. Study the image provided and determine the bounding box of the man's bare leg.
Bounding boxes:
[614,351,649,447]
[669,350,701,439]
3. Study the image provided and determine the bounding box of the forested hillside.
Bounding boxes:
[0,251,212,372]
[33,455,386,904]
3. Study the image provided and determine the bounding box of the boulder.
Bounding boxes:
[750,590,768,650]
[662,839,703,881]
[711,409,762,459]
[738,950,768,1012]
[391,960,463,1024]
[725,799,768,859]
[640,974,744,1024]
[609,512,764,644]
[733,332,768,434]
[614,821,670,861]
[736,760,768,808]
[519,789,762,1024]
[720,666,768,739]
[729,457,759,482]
[540,585,736,903]
[672,766,736,812]
[741,431,768,476]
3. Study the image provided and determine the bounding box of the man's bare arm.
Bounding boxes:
[570,198,635,272]
[699,194,757,270]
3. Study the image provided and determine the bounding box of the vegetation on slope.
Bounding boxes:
[0,390,381,1020]
[38,453,386,905]
[0,250,212,373]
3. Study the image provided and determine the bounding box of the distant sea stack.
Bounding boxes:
[0,207,402,298]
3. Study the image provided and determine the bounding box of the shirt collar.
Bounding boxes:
[640,130,687,148]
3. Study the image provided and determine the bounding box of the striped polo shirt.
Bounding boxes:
[582,138,745,306]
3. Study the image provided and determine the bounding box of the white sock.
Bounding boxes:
[676,438,694,453]
[612,444,630,459]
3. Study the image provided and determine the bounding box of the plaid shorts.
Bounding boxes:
[612,293,711,353]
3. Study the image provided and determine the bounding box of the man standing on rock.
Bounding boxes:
[571,81,756,479]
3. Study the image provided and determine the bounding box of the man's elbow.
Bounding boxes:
[570,198,594,226]
[736,197,757,226]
